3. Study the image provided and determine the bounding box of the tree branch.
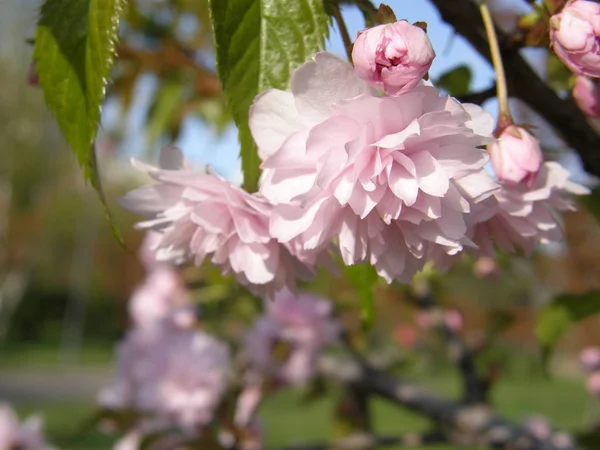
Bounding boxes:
[408,285,490,405]
[318,356,577,450]
[429,0,600,178]
[457,86,496,105]
[278,431,446,450]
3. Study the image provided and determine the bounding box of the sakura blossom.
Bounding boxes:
[120,146,316,298]
[352,20,435,95]
[244,289,340,386]
[0,403,52,450]
[550,0,600,77]
[250,52,499,282]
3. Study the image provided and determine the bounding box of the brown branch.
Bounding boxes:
[429,0,600,177]
[318,356,577,450]
[457,86,497,105]
[278,431,446,450]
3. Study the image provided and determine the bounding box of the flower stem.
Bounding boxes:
[479,1,511,127]
[333,4,353,62]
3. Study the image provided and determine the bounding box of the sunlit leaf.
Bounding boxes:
[209,0,330,191]
[535,290,600,366]
[34,0,126,243]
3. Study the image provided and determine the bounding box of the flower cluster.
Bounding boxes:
[0,404,52,450]
[99,242,230,447]
[122,19,587,294]
[243,289,340,386]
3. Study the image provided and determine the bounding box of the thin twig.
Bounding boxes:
[428,0,600,177]
[479,1,510,124]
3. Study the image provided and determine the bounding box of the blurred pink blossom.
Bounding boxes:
[550,0,600,77]
[0,403,51,450]
[444,310,463,333]
[352,21,435,95]
[581,347,600,372]
[250,52,498,283]
[523,415,552,440]
[573,76,600,118]
[128,267,195,331]
[587,371,600,396]
[121,146,316,298]
[244,289,340,386]
[101,329,230,431]
[473,256,501,279]
[489,125,543,188]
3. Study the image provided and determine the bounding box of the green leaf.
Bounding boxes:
[34,0,126,244]
[209,0,330,192]
[344,264,379,329]
[435,65,472,97]
[535,290,600,366]
[547,52,574,92]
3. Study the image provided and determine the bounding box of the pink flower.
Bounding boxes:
[471,162,589,257]
[550,0,600,77]
[0,404,51,450]
[128,267,196,331]
[444,309,463,332]
[244,289,340,386]
[581,347,600,372]
[120,146,315,298]
[587,371,600,396]
[573,75,600,117]
[352,21,435,95]
[489,125,543,187]
[250,52,498,282]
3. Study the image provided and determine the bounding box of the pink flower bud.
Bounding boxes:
[573,76,600,117]
[587,371,600,396]
[352,20,435,95]
[581,347,600,372]
[489,125,543,187]
[550,0,600,77]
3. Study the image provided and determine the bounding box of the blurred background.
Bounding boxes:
[2,0,600,448]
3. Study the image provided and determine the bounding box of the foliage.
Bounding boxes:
[34,0,126,238]
[536,290,600,366]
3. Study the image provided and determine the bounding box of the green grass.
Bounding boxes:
[12,371,592,450]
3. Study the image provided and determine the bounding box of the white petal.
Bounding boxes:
[249,89,304,160]
[291,52,373,121]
